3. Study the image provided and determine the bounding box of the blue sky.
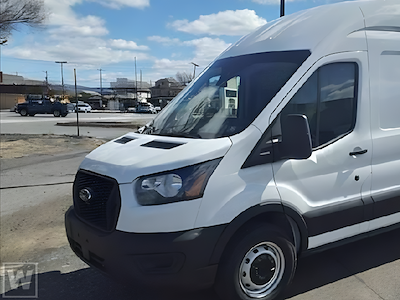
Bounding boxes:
[2,0,350,87]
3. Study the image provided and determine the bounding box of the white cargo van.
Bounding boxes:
[65,1,400,299]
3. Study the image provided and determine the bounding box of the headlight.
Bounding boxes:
[135,158,222,206]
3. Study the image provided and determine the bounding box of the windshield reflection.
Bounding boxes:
[145,50,311,139]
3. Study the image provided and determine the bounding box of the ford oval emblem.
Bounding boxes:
[79,188,92,203]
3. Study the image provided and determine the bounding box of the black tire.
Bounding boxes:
[20,109,28,116]
[53,110,61,117]
[214,224,296,300]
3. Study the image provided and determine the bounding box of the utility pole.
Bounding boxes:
[280,0,285,17]
[98,68,103,108]
[74,69,80,136]
[55,61,67,101]
[191,62,199,79]
[134,57,138,104]
[43,71,49,97]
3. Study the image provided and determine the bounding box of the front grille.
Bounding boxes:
[73,170,121,232]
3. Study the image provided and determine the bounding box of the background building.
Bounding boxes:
[110,78,152,110]
[150,78,184,108]
[0,74,46,110]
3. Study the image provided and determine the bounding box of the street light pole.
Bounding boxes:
[134,56,138,105]
[280,0,285,17]
[43,71,48,97]
[98,68,103,108]
[55,61,67,101]
[191,62,199,79]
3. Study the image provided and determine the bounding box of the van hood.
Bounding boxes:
[79,133,232,184]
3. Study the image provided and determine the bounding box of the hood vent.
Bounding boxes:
[141,140,184,150]
[114,136,136,144]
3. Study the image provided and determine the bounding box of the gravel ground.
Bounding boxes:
[0,134,106,271]
[0,134,107,159]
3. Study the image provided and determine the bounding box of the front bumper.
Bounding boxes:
[65,207,226,290]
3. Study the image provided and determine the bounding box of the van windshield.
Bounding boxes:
[146,50,310,139]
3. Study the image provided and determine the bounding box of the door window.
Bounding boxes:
[243,62,358,168]
[281,62,358,148]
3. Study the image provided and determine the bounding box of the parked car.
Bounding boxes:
[77,103,92,113]
[65,1,400,300]
[67,103,76,112]
[17,98,68,117]
[136,102,157,114]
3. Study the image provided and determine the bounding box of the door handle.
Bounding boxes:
[349,149,368,156]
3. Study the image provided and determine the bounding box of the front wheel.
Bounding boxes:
[20,109,28,116]
[215,224,296,300]
[53,110,61,117]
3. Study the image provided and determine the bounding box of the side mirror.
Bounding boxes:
[281,114,312,159]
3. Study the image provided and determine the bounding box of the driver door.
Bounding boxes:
[272,53,372,249]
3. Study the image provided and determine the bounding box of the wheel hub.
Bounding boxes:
[250,253,276,285]
[239,242,285,298]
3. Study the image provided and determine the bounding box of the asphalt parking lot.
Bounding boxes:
[1,111,399,300]
[0,110,154,139]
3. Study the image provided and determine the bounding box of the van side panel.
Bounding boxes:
[271,52,372,249]
[367,29,400,230]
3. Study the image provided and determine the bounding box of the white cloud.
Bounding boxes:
[148,36,181,46]
[183,37,230,64]
[252,0,299,4]
[152,58,189,71]
[48,15,108,37]
[88,0,150,9]
[148,36,230,78]
[109,39,149,50]
[6,37,151,66]
[4,0,151,68]
[252,0,348,4]
[150,37,230,80]
[44,0,108,38]
[150,37,229,69]
[169,9,267,36]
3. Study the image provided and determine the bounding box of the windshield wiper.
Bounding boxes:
[140,122,156,134]
[157,132,202,139]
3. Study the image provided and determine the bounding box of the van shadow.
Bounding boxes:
[2,228,400,300]
[285,227,400,299]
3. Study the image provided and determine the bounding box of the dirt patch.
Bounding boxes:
[0,134,107,159]
[56,121,143,129]
[1,192,73,263]
[0,134,107,264]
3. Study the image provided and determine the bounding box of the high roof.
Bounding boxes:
[218,0,400,60]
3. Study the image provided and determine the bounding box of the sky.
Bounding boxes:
[1,0,352,88]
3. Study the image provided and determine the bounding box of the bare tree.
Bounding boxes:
[0,0,46,44]
[175,71,194,86]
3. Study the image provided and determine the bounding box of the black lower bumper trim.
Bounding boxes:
[65,207,226,290]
